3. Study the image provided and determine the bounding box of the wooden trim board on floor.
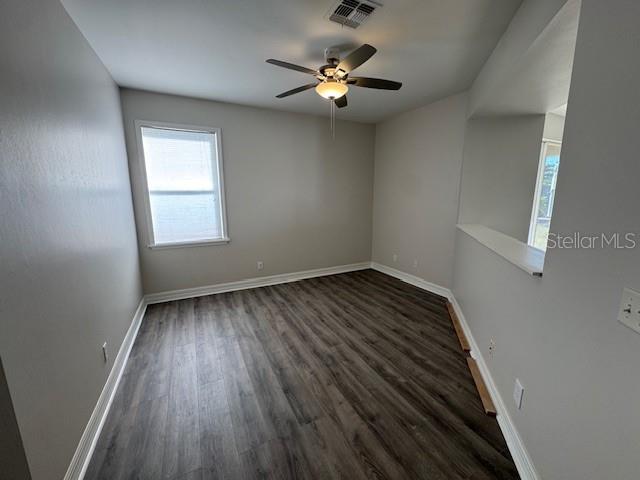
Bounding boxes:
[446,301,471,354]
[446,301,494,417]
[466,358,497,416]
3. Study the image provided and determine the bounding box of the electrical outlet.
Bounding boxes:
[257,261,264,271]
[618,287,640,334]
[513,379,524,410]
[102,342,108,363]
[488,339,496,357]
[413,259,419,269]
[392,253,398,262]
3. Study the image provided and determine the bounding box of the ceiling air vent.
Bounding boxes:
[327,0,382,29]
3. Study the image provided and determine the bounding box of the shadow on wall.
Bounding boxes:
[0,357,32,480]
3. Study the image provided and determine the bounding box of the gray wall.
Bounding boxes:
[120,89,375,294]
[452,1,640,478]
[0,1,143,478]
[371,93,468,288]
[458,115,545,242]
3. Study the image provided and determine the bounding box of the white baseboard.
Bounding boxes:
[145,262,371,304]
[370,261,538,480]
[63,298,147,480]
[369,262,451,299]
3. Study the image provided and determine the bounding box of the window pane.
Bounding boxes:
[149,192,220,243]
[141,126,223,244]
[141,127,216,191]
[531,143,561,250]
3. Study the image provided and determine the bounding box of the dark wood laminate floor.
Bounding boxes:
[86,270,519,480]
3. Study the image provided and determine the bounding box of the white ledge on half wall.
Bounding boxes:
[457,224,544,277]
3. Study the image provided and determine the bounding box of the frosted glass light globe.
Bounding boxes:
[315,81,348,99]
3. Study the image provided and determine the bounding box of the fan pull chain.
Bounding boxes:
[330,99,336,139]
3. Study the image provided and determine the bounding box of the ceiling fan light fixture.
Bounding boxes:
[315,81,348,99]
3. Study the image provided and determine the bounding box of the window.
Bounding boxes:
[528,140,561,251]
[137,122,228,248]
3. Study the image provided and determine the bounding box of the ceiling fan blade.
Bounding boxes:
[334,95,348,108]
[348,77,402,90]
[266,59,318,75]
[336,44,377,74]
[275,83,318,98]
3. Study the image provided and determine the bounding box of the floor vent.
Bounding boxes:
[327,0,382,29]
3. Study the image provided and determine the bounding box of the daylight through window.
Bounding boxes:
[528,141,561,251]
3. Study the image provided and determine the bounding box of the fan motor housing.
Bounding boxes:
[319,65,336,77]
[324,47,341,65]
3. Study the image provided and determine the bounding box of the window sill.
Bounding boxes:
[148,237,230,250]
[457,224,544,277]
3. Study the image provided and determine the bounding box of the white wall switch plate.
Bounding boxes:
[513,378,524,410]
[257,261,264,271]
[618,287,640,334]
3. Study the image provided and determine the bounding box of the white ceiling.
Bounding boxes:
[62,0,522,123]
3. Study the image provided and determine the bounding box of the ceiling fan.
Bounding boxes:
[266,44,402,109]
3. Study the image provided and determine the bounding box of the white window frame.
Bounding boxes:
[528,139,561,251]
[135,120,230,249]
